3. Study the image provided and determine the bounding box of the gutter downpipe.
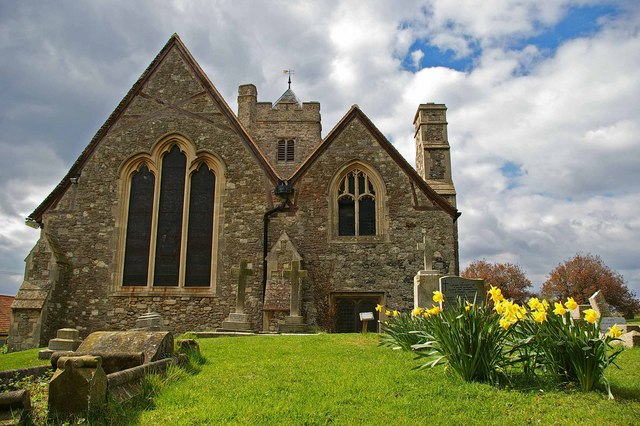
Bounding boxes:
[262,200,287,302]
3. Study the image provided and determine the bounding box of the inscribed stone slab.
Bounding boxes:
[439,276,485,308]
[599,316,626,332]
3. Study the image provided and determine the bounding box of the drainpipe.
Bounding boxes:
[262,181,294,301]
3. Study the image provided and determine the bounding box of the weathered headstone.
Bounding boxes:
[600,316,627,333]
[38,328,83,360]
[279,260,308,333]
[48,355,107,419]
[76,331,173,363]
[570,304,591,320]
[589,290,612,317]
[413,229,443,308]
[439,276,485,308]
[219,260,254,332]
[132,312,164,331]
[621,331,640,348]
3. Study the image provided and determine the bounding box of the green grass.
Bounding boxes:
[1,337,638,425]
[0,347,49,370]
[139,334,639,425]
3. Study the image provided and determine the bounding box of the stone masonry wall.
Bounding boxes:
[268,116,457,330]
[28,46,269,343]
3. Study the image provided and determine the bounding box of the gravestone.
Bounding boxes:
[48,355,107,419]
[600,316,627,333]
[38,328,83,360]
[413,229,443,308]
[219,260,254,332]
[279,260,308,333]
[570,304,591,320]
[76,331,173,363]
[439,276,485,309]
[589,290,612,317]
[132,312,164,331]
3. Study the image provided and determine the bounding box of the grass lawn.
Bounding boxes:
[0,347,48,371]
[0,336,638,425]
[139,334,639,425]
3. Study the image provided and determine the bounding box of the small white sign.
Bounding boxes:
[359,312,375,321]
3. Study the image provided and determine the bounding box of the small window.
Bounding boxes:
[277,139,295,162]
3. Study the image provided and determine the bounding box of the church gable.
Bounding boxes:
[29,34,278,224]
[291,106,458,219]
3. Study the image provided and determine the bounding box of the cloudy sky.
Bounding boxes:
[1,1,639,297]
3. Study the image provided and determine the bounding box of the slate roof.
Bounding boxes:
[273,88,302,108]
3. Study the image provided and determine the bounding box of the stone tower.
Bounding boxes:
[414,103,456,207]
[238,84,321,177]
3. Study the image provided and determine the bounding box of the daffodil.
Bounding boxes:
[541,299,550,310]
[494,301,505,314]
[565,297,578,311]
[608,324,622,338]
[412,307,423,317]
[583,309,599,324]
[375,304,383,312]
[428,305,442,315]
[553,302,566,316]
[432,290,444,303]
[499,318,512,330]
[393,310,399,317]
[488,286,504,303]
[532,310,547,323]
[385,310,392,317]
[465,301,473,312]
[527,297,541,310]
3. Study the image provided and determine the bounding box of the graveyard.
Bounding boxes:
[0,333,638,424]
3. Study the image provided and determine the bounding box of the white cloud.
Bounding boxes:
[1,0,638,300]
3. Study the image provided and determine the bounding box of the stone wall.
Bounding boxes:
[268,115,457,330]
[238,84,321,178]
[14,44,270,345]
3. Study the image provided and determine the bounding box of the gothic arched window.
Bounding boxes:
[119,136,224,290]
[336,168,379,237]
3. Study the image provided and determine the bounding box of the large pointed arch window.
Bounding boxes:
[119,136,224,290]
[335,166,382,237]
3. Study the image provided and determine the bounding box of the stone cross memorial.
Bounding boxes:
[439,275,485,309]
[220,260,254,331]
[279,260,308,332]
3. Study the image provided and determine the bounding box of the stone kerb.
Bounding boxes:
[439,276,485,309]
[0,389,31,425]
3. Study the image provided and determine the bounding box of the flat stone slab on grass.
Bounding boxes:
[77,331,173,362]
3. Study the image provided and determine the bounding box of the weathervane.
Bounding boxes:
[283,69,295,89]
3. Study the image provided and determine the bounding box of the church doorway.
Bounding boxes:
[331,293,383,333]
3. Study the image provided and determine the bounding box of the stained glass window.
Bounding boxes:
[185,165,215,286]
[336,168,377,237]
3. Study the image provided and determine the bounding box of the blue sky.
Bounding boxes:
[1,0,639,300]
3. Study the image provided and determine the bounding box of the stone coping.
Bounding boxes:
[192,331,318,338]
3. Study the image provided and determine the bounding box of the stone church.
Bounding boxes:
[9,34,459,350]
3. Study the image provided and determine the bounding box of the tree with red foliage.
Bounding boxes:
[462,260,534,303]
[541,253,640,318]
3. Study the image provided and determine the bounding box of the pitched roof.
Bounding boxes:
[0,295,15,334]
[273,87,302,108]
[290,105,460,219]
[28,34,281,224]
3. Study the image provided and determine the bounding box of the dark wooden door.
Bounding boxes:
[335,297,379,333]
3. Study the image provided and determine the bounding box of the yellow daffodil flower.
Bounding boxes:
[393,310,399,317]
[583,309,599,324]
[494,301,505,314]
[499,318,511,330]
[608,324,622,338]
[412,307,423,317]
[428,305,442,315]
[488,286,504,303]
[385,310,392,317]
[423,311,431,318]
[565,297,578,311]
[433,290,444,303]
[532,310,547,323]
[375,304,383,312]
[553,302,566,316]
[527,297,541,310]
[465,301,473,312]
[541,299,550,310]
